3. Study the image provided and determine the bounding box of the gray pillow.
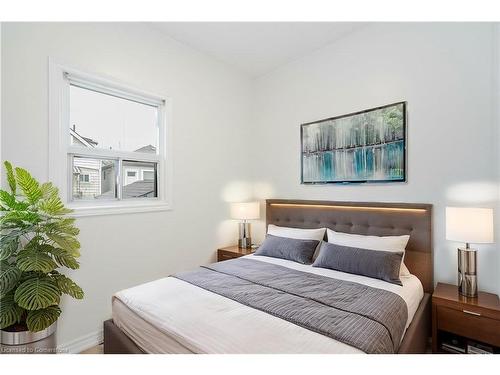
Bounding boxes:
[254,234,319,264]
[312,242,403,286]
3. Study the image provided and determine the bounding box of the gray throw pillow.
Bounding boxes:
[312,242,403,286]
[254,234,319,264]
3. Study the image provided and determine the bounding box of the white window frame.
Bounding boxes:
[49,60,173,217]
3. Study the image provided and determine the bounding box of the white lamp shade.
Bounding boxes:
[230,202,260,220]
[446,207,494,244]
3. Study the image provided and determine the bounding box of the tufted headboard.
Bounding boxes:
[266,199,433,293]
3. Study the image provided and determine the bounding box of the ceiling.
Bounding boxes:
[150,22,368,77]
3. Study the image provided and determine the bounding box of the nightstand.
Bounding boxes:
[432,282,500,353]
[217,245,255,262]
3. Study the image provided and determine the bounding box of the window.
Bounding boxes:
[69,85,158,153]
[72,157,117,201]
[79,174,90,183]
[49,62,171,216]
[122,161,157,199]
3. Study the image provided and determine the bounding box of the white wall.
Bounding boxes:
[1,22,253,349]
[251,23,500,295]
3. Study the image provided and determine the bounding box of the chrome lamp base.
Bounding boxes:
[458,247,477,298]
[238,222,252,249]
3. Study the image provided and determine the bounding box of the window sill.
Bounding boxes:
[68,201,172,217]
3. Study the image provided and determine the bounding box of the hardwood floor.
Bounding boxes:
[80,344,103,354]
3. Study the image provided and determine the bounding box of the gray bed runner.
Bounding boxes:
[173,258,408,353]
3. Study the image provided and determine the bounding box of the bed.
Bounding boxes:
[104,199,433,354]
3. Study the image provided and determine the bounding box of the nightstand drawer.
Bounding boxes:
[218,251,238,261]
[217,246,254,262]
[437,306,500,347]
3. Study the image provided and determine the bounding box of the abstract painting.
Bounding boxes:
[301,102,406,184]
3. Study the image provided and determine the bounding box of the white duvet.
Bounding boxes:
[113,254,424,354]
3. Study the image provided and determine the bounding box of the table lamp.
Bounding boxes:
[230,202,260,248]
[445,207,494,297]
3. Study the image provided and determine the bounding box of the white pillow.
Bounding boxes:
[326,228,411,276]
[267,224,326,242]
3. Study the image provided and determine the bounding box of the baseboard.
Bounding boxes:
[58,330,103,354]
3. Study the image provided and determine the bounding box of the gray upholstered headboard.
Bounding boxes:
[266,199,433,293]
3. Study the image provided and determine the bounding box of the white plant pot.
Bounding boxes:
[0,322,57,354]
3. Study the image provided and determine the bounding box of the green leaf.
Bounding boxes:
[17,249,58,273]
[0,292,24,329]
[38,183,72,216]
[42,246,79,270]
[15,167,42,204]
[0,236,18,261]
[14,276,60,310]
[53,274,84,299]
[0,190,30,211]
[43,218,80,237]
[4,161,17,195]
[39,196,72,216]
[0,210,40,225]
[26,305,60,332]
[54,255,79,270]
[0,190,16,210]
[0,261,21,297]
[46,233,80,257]
[40,182,58,199]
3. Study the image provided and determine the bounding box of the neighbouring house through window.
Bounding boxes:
[143,170,155,181]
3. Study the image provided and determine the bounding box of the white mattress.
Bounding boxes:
[113,254,424,354]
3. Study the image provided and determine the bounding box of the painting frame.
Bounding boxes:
[300,101,407,184]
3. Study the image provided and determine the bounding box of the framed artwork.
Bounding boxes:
[301,102,406,184]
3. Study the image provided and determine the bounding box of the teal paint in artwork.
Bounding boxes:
[321,152,333,181]
[366,147,374,178]
[384,140,404,179]
[353,148,366,179]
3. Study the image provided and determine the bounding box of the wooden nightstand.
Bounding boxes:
[432,282,500,353]
[217,245,255,262]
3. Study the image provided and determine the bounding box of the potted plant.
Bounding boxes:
[0,161,83,353]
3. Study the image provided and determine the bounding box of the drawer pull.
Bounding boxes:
[463,309,481,316]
